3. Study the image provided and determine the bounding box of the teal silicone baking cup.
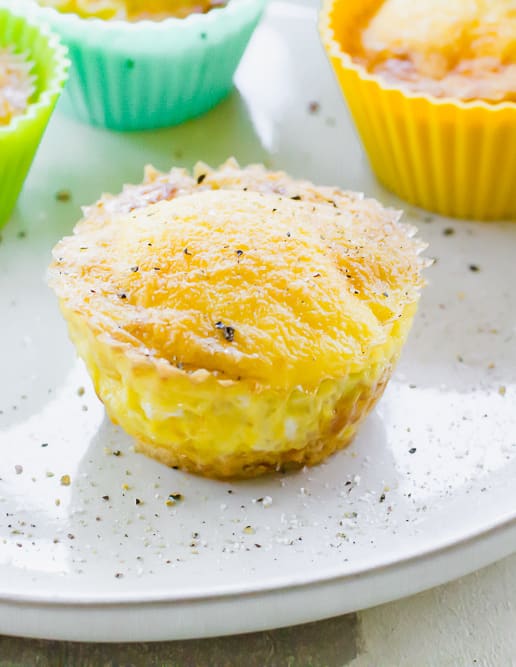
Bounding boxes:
[32,0,266,131]
[0,4,68,229]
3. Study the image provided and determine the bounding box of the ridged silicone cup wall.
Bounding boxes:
[32,0,266,132]
[0,5,68,229]
[319,0,516,221]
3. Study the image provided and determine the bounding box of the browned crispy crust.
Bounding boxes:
[135,367,390,480]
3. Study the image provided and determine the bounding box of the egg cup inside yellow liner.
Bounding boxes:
[49,161,425,479]
[319,0,516,221]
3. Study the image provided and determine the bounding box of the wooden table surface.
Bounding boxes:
[1,553,515,666]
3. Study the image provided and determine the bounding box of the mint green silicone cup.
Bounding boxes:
[32,0,266,131]
[0,4,68,228]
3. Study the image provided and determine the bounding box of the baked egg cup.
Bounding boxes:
[49,160,426,479]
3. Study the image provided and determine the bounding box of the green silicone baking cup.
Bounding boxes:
[0,4,69,229]
[32,0,266,131]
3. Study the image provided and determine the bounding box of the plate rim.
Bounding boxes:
[1,507,515,606]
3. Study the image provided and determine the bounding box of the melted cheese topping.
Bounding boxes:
[353,0,516,102]
[0,49,33,126]
[50,161,424,390]
[38,0,225,21]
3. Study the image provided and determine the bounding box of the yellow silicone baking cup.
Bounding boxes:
[319,0,516,221]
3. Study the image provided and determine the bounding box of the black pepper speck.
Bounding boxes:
[215,321,235,342]
[55,190,71,203]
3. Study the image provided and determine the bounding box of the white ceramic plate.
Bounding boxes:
[1,0,515,642]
